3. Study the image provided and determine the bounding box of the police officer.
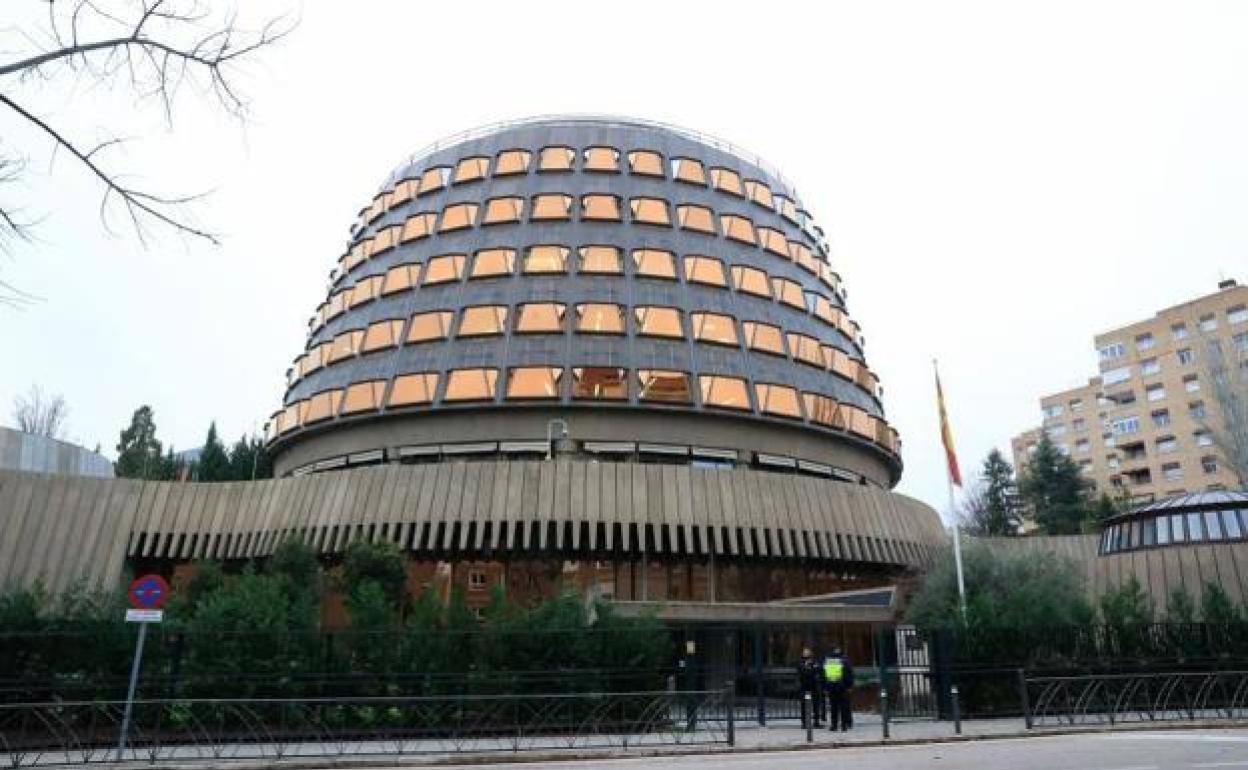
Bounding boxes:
[823,645,854,731]
[796,647,825,728]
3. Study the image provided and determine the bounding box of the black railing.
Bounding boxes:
[1027,671,1248,726]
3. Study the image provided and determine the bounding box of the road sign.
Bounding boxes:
[125,609,163,623]
[127,574,170,610]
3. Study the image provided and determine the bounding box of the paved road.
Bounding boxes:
[430,730,1248,770]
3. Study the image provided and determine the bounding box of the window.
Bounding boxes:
[786,333,825,368]
[506,367,563,399]
[1156,516,1172,544]
[458,305,508,337]
[1110,416,1140,435]
[676,204,716,234]
[524,245,569,274]
[390,178,418,207]
[1141,358,1161,376]
[684,255,726,287]
[710,167,744,196]
[469,571,488,591]
[1234,331,1248,353]
[627,150,664,177]
[302,389,344,424]
[700,375,750,410]
[1075,439,1090,454]
[537,146,575,171]
[514,303,566,334]
[1098,342,1125,361]
[1202,455,1219,474]
[1072,418,1086,432]
[1102,366,1131,386]
[745,179,773,208]
[382,263,420,295]
[720,214,756,244]
[755,383,802,418]
[453,156,489,184]
[530,194,573,221]
[326,330,364,363]
[494,149,532,176]
[444,369,499,402]
[1190,401,1207,419]
[583,146,620,172]
[1043,404,1063,419]
[470,248,516,278]
[578,245,622,274]
[362,319,405,353]
[1205,510,1224,540]
[742,321,785,355]
[635,306,683,338]
[691,312,738,346]
[1135,332,1155,351]
[803,393,839,426]
[572,367,627,400]
[276,402,302,435]
[576,303,625,334]
[1230,305,1248,324]
[342,380,387,415]
[1146,384,1166,402]
[581,194,622,221]
[771,278,805,309]
[1223,509,1243,538]
[1199,314,1217,332]
[1151,409,1171,428]
[423,254,466,285]
[775,196,799,222]
[1195,430,1213,447]
[758,227,788,257]
[632,248,677,279]
[1183,374,1200,392]
[1157,436,1178,454]
[348,275,383,308]
[1171,513,1188,542]
[401,212,437,243]
[1178,348,1195,365]
[439,202,479,232]
[638,370,691,403]
[1172,323,1189,340]
[671,157,706,185]
[407,311,453,343]
[481,196,524,225]
[629,197,671,226]
[732,265,771,297]
[789,242,821,274]
[1071,398,1084,412]
[372,225,400,256]
[1187,511,1205,541]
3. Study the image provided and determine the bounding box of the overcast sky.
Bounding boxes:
[3,1,1246,515]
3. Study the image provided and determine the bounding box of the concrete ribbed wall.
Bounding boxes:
[0,427,112,478]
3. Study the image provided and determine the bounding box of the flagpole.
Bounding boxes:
[934,359,968,623]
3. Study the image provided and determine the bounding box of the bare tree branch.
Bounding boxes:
[12,385,69,438]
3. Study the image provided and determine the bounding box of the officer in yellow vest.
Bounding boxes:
[823,646,855,731]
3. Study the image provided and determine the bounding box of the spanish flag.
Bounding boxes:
[935,363,963,487]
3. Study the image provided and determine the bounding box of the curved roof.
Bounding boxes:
[1126,489,1248,515]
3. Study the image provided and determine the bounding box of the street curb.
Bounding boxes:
[120,720,1248,770]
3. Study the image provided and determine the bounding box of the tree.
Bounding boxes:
[194,422,230,481]
[1099,576,1153,627]
[1018,434,1093,534]
[1165,586,1196,624]
[0,2,291,289]
[11,385,68,438]
[1201,582,1242,624]
[228,434,273,481]
[341,540,407,608]
[960,450,1019,536]
[114,405,163,479]
[1199,333,1248,487]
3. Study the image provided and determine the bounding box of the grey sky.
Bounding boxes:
[3,1,1246,515]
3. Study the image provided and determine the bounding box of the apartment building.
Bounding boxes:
[1013,279,1247,503]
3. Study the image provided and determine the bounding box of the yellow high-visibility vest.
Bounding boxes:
[823,659,844,683]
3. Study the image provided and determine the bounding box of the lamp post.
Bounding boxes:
[546,418,569,461]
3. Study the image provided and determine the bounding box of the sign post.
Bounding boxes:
[117,574,169,760]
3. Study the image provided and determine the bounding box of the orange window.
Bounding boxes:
[453,156,490,184]
[671,157,706,185]
[514,303,566,333]
[400,212,437,243]
[676,204,716,234]
[417,167,450,195]
[506,367,563,399]
[470,248,516,279]
[366,193,387,223]
[388,372,439,407]
[731,265,771,297]
[482,197,524,225]
[638,370,692,403]
[776,196,799,222]
[786,333,826,368]
[578,245,623,274]
[494,149,532,176]
[299,344,326,376]
[575,303,625,334]
[277,402,303,434]
[372,225,400,256]
[632,248,677,280]
[325,290,348,321]
[581,194,622,221]
[382,263,420,296]
[789,242,820,274]
[827,346,857,379]
[301,389,344,424]
[630,197,671,226]
[583,146,620,172]
[772,278,805,309]
[572,367,628,400]
[745,179,773,208]
[530,193,573,220]
[362,319,405,353]
[803,393,840,427]
[537,145,575,171]
[340,243,365,274]
[684,255,726,287]
[710,167,744,196]
[820,263,841,292]
[524,244,569,273]
[743,321,785,355]
[635,306,683,338]
[439,202,479,232]
[326,330,364,363]
[755,383,803,419]
[628,150,664,177]
[758,227,788,257]
[721,214,756,245]
[700,375,750,411]
[458,305,508,337]
[846,405,875,438]
[407,311,453,343]
[348,275,383,308]
[444,368,499,402]
[691,312,738,346]
[342,380,387,415]
[809,293,838,325]
[390,178,419,207]
[423,254,466,285]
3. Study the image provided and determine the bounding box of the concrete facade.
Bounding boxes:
[0,427,112,478]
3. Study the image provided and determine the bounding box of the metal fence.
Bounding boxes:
[0,689,735,767]
[1027,671,1248,726]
